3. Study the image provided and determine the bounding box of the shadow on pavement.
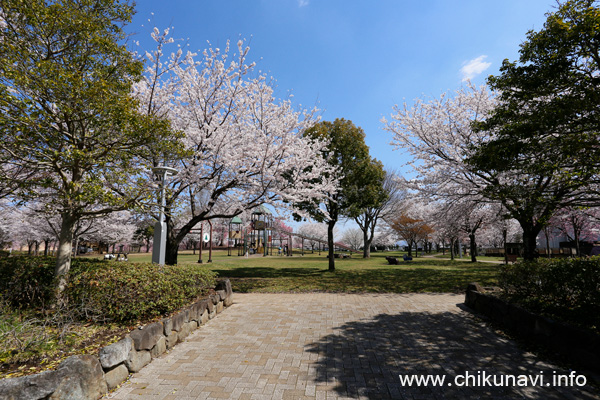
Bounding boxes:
[304,310,599,400]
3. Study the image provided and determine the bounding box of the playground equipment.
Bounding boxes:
[250,205,273,256]
[228,216,242,256]
[223,206,355,257]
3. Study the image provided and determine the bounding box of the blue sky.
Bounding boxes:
[127,0,554,173]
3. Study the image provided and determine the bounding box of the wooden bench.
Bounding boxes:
[506,254,518,263]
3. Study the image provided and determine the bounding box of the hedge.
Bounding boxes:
[498,257,600,333]
[0,256,217,323]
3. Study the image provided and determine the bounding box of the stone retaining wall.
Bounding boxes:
[0,279,233,400]
[464,282,600,372]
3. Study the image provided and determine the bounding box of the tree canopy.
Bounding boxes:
[136,31,336,265]
[0,0,173,290]
[467,0,600,259]
[299,118,372,270]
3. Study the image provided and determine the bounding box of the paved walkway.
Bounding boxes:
[108,293,599,400]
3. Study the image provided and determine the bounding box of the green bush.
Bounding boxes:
[0,256,56,309]
[499,257,600,332]
[65,261,217,323]
[0,257,217,323]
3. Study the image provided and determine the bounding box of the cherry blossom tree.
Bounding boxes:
[382,83,496,201]
[0,203,57,255]
[383,84,498,258]
[79,211,136,254]
[354,169,406,258]
[464,2,600,260]
[136,30,337,265]
[371,230,397,251]
[341,228,363,251]
[271,217,293,248]
[548,207,600,256]
[433,200,502,262]
[297,222,329,252]
[0,200,10,249]
[383,82,564,260]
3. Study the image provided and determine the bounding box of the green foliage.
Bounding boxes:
[296,119,374,270]
[0,256,56,309]
[66,262,216,323]
[299,118,372,221]
[466,0,600,260]
[499,257,600,333]
[0,0,164,204]
[346,158,387,218]
[0,257,217,323]
[0,0,181,284]
[474,0,600,175]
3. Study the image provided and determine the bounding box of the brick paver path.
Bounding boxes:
[108,293,599,399]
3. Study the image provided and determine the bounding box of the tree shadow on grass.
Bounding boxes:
[212,266,499,293]
[304,309,599,400]
[211,267,325,278]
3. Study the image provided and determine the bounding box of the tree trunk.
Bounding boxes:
[521,224,542,261]
[574,222,580,257]
[55,212,77,295]
[469,233,477,262]
[544,227,551,258]
[327,221,335,271]
[73,236,79,258]
[362,228,371,258]
[450,238,455,260]
[165,237,179,265]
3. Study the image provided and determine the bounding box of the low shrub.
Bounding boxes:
[0,256,56,309]
[499,257,600,333]
[0,256,217,323]
[65,261,217,323]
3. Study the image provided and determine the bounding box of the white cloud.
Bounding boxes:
[298,0,309,7]
[460,55,491,81]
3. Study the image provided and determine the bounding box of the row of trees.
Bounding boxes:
[3,0,596,302]
[382,0,600,260]
[0,0,392,298]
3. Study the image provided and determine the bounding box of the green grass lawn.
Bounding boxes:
[95,250,501,293]
[433,253,508,262]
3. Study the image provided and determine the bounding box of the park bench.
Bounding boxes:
[506,254,518,263]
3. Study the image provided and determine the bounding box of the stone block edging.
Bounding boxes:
[0,278,233,400]
[464,282,600,372]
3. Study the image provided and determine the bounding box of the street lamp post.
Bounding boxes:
[152,166,178,265]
